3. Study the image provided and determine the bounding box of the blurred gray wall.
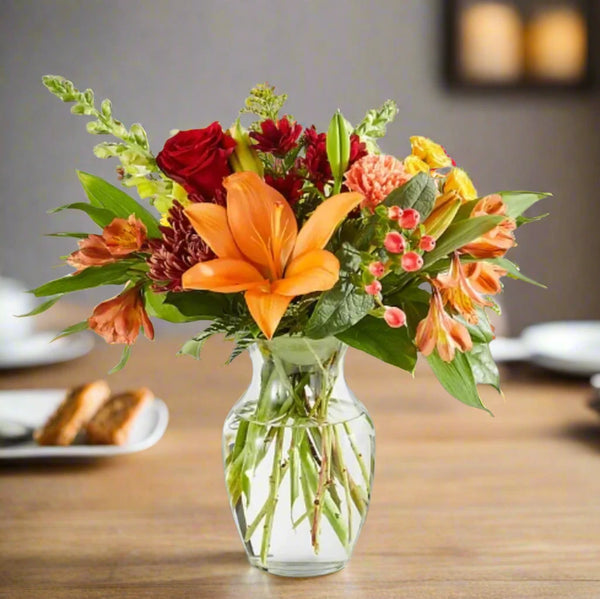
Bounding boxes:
[1,0,599,334]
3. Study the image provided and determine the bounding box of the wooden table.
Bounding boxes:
[1,334,600,598]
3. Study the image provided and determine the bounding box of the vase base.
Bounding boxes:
[248,557,346,578]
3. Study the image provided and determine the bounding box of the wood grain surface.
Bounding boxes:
[1,332,600,598]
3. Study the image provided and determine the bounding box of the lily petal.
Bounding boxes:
[291,192,363,260]
[273,249,339,296]
[244,288,292,339]
[224,172,297,277]
[182,258,266,293]
[184,203,243,259]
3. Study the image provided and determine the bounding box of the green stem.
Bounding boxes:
[333,426,352,547]
[343,421,370,486]
[259,427,286,565]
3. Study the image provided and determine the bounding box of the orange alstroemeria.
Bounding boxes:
[463,261,507,295]
[67,215,148,272]
[461,195,516,259]
[182,172,363,338]
[415,286,473,362]
[437,253,492,324]
[88,285,154,345]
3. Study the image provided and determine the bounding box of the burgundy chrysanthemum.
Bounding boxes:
[348,134,368,167]
[249,117,302,157]
[302,126,331,191]
[265,172,304,206]
[147,201,215,292]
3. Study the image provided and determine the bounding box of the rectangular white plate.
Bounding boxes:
[0,389,169,459]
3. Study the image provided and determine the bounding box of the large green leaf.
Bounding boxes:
[490,257,546,288]
[498,191,551,219]
[424,215,504,266]
[383,172,437,219]
[144,288,198,323]
[305,280,374,339]
[337,315,417,373]
[163,290,229,320]
[466,343,501,392]
[77,171,161,238]
[30,261,138,297]
[427,350,492,414]
[49,202,116,228]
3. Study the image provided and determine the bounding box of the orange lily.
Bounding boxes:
[182,172,362,338]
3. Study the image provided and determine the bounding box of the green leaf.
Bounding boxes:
[163,290,229,321]
[305,280,374,339]
[427,350,492,414]
[489,257,546,288]
[516,213,549,227]
[52,320,89,341]
[498,191,551,219]
[466,343,501,392]
[109,345,132,374]
[144,288,198,323]
[383,172,436,220]
[456,310,495,344]
[178,326,220,359]
[354,99,399,153]
[30,261,139,297]
[424,215,504,266]
[16,295,64,317]
[77,171,161,238]
[337,315,417,373]
[49,202,116,228]
[46,232,91,239]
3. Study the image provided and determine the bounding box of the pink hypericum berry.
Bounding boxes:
[399,208,420,229]
[401,251,424,272]
[419,235,436,252]
[384,306,407,328]
[368,261,385,278]
[365,280,382,296]
[388,206,403,221]
[384,231,406,254]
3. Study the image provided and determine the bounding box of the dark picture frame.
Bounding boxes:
[442,0,596,92]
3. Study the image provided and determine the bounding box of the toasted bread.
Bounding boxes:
[85,387,153,445]
[34,380,111,446]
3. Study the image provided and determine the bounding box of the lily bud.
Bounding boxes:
[423,191,462,239]
[443,168,478,202]
[326,110,351,184]
[228,119,264,176]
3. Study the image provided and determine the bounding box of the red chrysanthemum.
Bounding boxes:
[147,201,215,292]
[264,172,304,205]
[249,117,302,157]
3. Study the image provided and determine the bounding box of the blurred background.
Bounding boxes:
[1,0,599,335]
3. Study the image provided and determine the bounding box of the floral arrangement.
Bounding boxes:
[34,76,547,409]
[32,77,548,570]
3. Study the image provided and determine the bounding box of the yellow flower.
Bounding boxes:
[444,168,478,202]
[410,135,453,169]
[404,154,430,175]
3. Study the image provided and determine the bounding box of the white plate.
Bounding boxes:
[0,331,95,370]
[521,321,600,376]
[0,389,169,459]
[489,336,531,363]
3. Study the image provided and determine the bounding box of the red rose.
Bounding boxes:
[156,122,237,200]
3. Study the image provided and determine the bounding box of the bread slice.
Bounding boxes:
[35,380,111,446]
[85,387,153,445]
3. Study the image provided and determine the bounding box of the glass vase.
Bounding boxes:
[222,336,375,577]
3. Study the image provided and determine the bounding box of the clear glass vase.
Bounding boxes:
[222,336,375,577]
